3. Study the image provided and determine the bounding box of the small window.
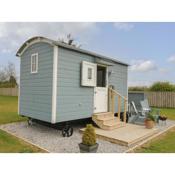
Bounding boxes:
[81,61,97,87]
[31,53,38,73]
[88,68,92,80]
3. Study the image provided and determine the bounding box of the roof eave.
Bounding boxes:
[16,36,129,66]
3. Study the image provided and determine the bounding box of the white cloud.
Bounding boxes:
[113,22,134,31]
[0,22,97,53]
[168,55,175,63]
[129,60,157,72]
[159,68,169,74]
[128,80,153,87]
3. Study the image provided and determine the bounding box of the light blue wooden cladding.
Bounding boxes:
[19,40,128,123]
[19,42,53,122]
[56,47,128,122]
[56,47,94,122]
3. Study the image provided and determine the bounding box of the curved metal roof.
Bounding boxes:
[16,36,129,66]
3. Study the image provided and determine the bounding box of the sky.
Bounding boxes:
[0,22,175,86]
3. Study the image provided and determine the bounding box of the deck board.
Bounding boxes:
[80,123,158,146]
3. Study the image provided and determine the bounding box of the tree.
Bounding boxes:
[149,82,175,92]
[0,67,7,82]
[5,62,16,80]
[0,62,17,87]
[9,75,17,86]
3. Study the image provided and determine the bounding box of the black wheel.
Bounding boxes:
[27,118,33,126]
[62,125,73,137]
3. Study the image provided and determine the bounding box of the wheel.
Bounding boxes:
[62,125,73,137]
[27,118,33,126]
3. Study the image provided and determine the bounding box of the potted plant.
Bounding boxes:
[145,112,155,129]
[79,124,99,153]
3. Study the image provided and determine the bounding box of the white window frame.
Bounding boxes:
[31,53,38,74]
[81,61,97,87]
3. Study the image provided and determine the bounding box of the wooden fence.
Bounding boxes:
[1,88,175,108]
[145,92,175,108]
[0,87,18,96]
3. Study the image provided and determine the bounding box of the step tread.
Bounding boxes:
[96,116,114,121]
[94,112,112,116]
[104,118,121,126]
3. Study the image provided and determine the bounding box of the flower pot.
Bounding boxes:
[145,119,155,129]
[79,143,99,153]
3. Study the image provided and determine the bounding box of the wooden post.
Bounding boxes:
[123,99,127,123]
[118,95,121,122]
[111,91,115,115]
[108,88,111,112]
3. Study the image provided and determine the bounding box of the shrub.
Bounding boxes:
[146,112,155,122]
[128,86,148,91]
[82,124,96,146]
[149,82,175,92]
[0,81,17,88]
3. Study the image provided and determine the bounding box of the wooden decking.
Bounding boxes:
[80,123,158,146]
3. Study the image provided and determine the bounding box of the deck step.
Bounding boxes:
[96,116,114,121]
[92,112,126,130]
[92,112,114,123]
[104,118,120,126]
[101,121,126,130]
[93,112,113,120]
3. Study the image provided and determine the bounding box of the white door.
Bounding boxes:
[94,65,108,113]
[94,87,108,113]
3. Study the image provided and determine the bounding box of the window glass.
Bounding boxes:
[31,54,38,73]
[97,66,106,87]
[88,68,92,80]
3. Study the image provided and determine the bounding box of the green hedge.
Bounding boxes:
[129,82,175,92]
[0,82,17,88]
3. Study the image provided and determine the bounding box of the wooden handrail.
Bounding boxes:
[109,88,127,101]
[108,88,128,123]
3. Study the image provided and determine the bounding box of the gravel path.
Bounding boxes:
[0,120,174,153]
[0,121,128,153]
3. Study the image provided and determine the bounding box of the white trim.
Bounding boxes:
[51,46,58,124]
[31,53,38,74]
[18,57,21,115]
[18,38,54,57]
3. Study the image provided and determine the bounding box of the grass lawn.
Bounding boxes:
[0,95,45,153]
[135,127,175,153]
[135,107,175,153]
[0,129,45,153]
[152,107,175,120]
[0,95,26,124]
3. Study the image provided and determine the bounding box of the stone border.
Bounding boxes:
[0,127,50,153]
[125,124,175,153]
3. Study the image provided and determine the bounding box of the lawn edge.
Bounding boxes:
[0,127,50,153]
[0,119,27,126]
[125,124,175,153]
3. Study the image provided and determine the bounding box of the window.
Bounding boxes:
[31,53,38,73]
[81,61,97,87]
[88,68,92,80]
